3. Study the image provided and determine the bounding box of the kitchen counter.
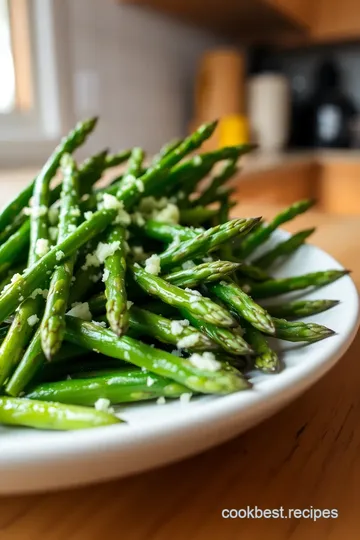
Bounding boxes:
[1,200,360,539]
[240,149,360,177]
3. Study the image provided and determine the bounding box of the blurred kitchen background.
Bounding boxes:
[2,0,360,213]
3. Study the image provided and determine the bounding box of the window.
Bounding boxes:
[0,0,73,165]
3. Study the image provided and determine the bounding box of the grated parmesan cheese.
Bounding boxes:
[95,241,121,263]
[49,227,58,241]
[66,302,92,321]
[182,261,196,270]
[144,254,161,275]
[84,211,93,221]
[102,268,110,282]
[180,392,192,404]
[177,333,200,349]
[188,352,221,372]
[24,205,48,218]
[127,301,134,309]
[94,398,114,413]
[35,238,50,257]
[56,250,65,261]
[156,396,166,405]
[146,376,155,387]
[153,203,179,224]
[70,208,81,217]
[170,319,190,336]
[27,314,39,327]
[135,179,144,192]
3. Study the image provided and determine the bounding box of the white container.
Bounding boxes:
[248,74,290,151]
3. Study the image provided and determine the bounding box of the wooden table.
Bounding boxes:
[1,203,360,540]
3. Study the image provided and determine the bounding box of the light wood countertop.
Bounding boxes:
[1,199,360,539]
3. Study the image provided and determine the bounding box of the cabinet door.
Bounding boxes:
[319,161,360,215]
[313,0,360,40]
[265,0,314,27]
[235,163,318,206]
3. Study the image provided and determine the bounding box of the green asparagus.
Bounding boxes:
[194,160,239,207]
[246,270,349,299]
[271,317,335,342]
[64,317,249,394]
[266,299,339,319]
[104,226,129,335]
[131,263,236,327]
[237,200,315,259]
[165,260,241,288]
[243,323,280,373]
[179,307,252,356]
[26,369,192,406]
[0,117,97,233]
[0,396,121,430]
[41,154,80,359]
[209,279,275,334]
[158,217,260,272]
[254,228,315,269]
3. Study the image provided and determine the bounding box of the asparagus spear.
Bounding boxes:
[237,263,270,282]
[127,307,214,351]
[243,323,280,373]
[0,296,43,387]
[152,139,182,164]
[141,220,201,243]
[105,149,132,168]
[270,317,335,342]
[0,128,70,382]
[253,228,315,269]
[6,328,89,396]
[116,147,145,187]
[266,299,339,319]
[0,212,27,245]
[64,317,249,394]
[0,220,30,277]
[193,160,239,207]
[165,260,241,288]
[131,264,236,327]
[0,117,97,233]
[26,369,191,406]
[209,280,275,334]
[116,121,217,206]
[0,396,121,430]
[179,206,218,225]
[0,150,109,253]
[0,123,217,320]
[41,154,80,359]
[237,200,315,259]
[104,226,129,335]
[179,308,252,356]
[78,149,109,196]
[246,270,349,299]
[158,217,260,272]
[162,145,250,197]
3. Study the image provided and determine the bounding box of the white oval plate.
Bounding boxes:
[0,230,359,494]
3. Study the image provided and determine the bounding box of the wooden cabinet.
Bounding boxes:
[119,0,360,44]
[119,0,312,39]
[267,0,313,28]
[233,162,319,206]
[235,157,360,216]
[318,161,360,215]
[312,0,360,41]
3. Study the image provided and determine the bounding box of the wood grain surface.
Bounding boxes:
[1,201,360,540]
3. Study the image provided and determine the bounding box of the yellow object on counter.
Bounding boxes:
[218,115,249,147]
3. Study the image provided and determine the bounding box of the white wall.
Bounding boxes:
[67,0,227,155]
